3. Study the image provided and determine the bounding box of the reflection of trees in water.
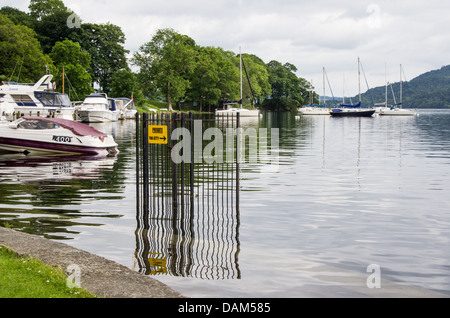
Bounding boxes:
[135,113,241,280]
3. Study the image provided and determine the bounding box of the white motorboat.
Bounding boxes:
[0,74,75,120]
[0,116,118,156]
[75,94,120,123]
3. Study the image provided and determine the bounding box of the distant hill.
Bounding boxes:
[358,65,450,109]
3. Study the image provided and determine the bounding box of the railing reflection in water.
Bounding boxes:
[135,112,241,280]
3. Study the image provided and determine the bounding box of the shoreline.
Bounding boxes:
[0,227,184,298]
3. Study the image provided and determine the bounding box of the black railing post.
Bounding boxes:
[142,112,149,214]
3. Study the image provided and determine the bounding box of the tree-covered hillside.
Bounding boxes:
[360,65,450,109]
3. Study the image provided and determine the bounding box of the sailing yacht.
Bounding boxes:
[215,47,260,118]
[330,58,375,117]
[380,65,417,116]
[299,72,330,115]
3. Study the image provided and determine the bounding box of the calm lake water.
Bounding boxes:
[1,109,450,297]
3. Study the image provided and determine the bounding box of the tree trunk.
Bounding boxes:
[166,81,174,112]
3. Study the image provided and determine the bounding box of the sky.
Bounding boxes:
[3,0,450,97]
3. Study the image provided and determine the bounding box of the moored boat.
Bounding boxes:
[379,65,417,116]
[114,97,138,119]
[215,104,260,117]
[0,74,75,120]
[0,116,118,156]
[299,105,330,115]
[215,47,260,118]
[75,94,120,123]
[330,107,376,117]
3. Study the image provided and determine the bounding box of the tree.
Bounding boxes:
[0,6,36,30]
[109,69,144,105]
[28,0,79,53]
[28,0,68,21]
[133,28,196,112]
[0,14,54,83]
[187,46,239,112]
[264,60,312,111]
[73,23,129,93]
[49,39,93,99]
[238,54,271,108]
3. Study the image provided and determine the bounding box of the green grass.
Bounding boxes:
[137,100,210,114]
[0,245,96,298]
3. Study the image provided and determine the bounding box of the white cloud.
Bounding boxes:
[2,0,450,97]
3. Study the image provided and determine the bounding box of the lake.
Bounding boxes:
[1,109,449,297]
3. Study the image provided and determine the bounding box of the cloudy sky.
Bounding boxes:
[4,0,450,97]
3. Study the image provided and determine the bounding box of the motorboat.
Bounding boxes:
[0,74,75,120]
[0,116,118,156]
[114,98,138,119]
[75,93,119,123]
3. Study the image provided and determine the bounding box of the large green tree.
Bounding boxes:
[0,14,54,83]
[28,0,79,53]
[263,60,313,111]
[238,54,271,108]
[73,23,129,94]
[187,46,239,112]
[0,6,35,29]
[49,39,93,99]
[109,69,144,105]
[133,28,196,112]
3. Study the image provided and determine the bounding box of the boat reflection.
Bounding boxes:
[0,153,117,184]
[0,152,121,240]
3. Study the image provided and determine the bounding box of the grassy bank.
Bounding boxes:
[0,245,96,298]
[137,100,211,115]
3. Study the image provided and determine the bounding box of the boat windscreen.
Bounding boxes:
[18,119,59,129]
[35,92,71,107]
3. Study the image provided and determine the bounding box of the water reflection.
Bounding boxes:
[134,114,241,280]
[0,151,122,239]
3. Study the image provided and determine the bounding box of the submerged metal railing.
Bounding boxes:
[135,112,241,280]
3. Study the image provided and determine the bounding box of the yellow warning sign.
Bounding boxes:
[148,125,168,144]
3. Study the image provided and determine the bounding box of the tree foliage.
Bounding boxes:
[239,54,272,108]
[360,65,450,109]
[133,28,196,111]
[1,0,315,112]
[109,69,145,106]
[0,14,54,83]
[187,46,239,112]
[72,23,129,93]
[49,39,93,98]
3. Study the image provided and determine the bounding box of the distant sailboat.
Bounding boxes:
[330,58,375,117]
[215,47,260,117]
[380,65,417,116]
[299,69,330,115]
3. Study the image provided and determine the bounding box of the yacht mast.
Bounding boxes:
[400,64,403,108]
[323,67,325,106]
[358,57,361,104]
[240,46,243,109]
